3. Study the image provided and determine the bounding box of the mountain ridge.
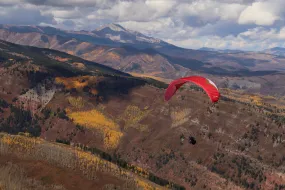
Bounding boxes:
[199,47,246,54]
[2,24,285,96]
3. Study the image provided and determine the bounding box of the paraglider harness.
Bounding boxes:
[188,136,196,145]
[180,134,196,145]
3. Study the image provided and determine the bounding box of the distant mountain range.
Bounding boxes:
[0,23,171,50]
[2,23,285,95]
[199,46,285,57]
[198,47,245,53]
[261,47,285,56]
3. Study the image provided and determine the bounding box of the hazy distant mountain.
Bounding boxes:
[199,47,245,53]
[199,47,217,51]
[262,47,285,56]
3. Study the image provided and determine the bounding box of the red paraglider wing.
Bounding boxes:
[164,76,220,102]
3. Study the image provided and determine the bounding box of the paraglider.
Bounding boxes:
[164,76,220,103]
[166,76,220,146]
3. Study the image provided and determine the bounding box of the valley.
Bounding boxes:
[0,40,284,189]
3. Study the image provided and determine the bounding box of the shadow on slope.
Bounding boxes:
[0,40,169,105]
[79,74,167,103]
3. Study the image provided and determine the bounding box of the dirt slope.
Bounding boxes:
[0,40,285,190]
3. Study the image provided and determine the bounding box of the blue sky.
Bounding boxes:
[1,0,285,51]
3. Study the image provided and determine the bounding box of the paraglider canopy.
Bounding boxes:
[164,76,220,103]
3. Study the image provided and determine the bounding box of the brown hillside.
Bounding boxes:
[0,40,285,190]
[0,133,164,190]
[34,79,285,189]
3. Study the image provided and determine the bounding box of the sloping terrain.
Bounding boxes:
[0,24,202,78]
[0,133,163,190]
[0,41,285,190]
[2,24,285,97]
[0,41,173,190]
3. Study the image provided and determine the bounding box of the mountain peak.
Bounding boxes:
[92,23,164,45]
[95,23,126,32]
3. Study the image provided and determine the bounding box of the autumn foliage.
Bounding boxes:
[55,76,98,91]
[67,109,123,149]
[118,105,150,132]
[67,96,84,109]
[170,108,191,128]
[0,133,163,190]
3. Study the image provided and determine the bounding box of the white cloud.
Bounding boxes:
[0,0,22,6]
[44,8,82,19]
[24,0,115,8]
[238,27,285,41]
[0,4,56,25]
[165,26,285,51]
[278,27,285,39]
[238,0,285,26]
[175,0,245,23]
[88,0,175,22]
[119,18,175,34]
[219,3,246,20]
[145,0,177,18]
[239,27,278,40]
[2,0,285,51]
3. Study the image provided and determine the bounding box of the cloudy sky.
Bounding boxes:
[1,0,285,51]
